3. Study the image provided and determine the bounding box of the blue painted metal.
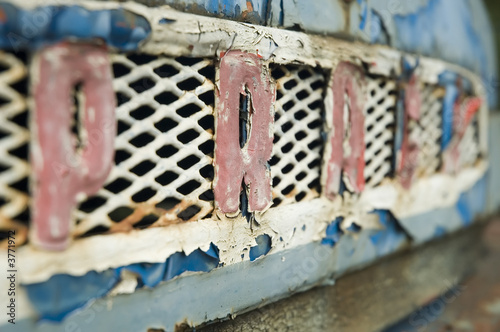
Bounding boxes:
[321,217,344,247]
[165,244,220,279]
[160,0,496,106]
[370,0,497,107]
[249,234,272,261]
[368,210,408,257]
[161,0,269,24]
[456,176,487,226]
[0,3,151,51]
[399,176,487,244]
[15,167,491,329]
[0,0,495,104]
[25,244,220,322]
[122,263,166,289]
[346,223,362,233]
[456,193,473,226]
[434,226,447,238]
[358,0,367,31]
[323,212,407,255]
[25,270,120,322]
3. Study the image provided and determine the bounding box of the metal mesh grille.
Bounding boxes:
[269,65,325,207]
[409,85,444,177]
[74,53,216,237]
[0,51,29,244]
[0,48,487,241]
[363,76,397,187]
[458,115,480,169]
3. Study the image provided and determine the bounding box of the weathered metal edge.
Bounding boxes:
[195,216,490,332]
[1,197,491,332]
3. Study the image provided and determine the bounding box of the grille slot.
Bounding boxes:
[458,114,481,169]
[270,65,326,207]
[363,76,397,187]
[409,85,444,176]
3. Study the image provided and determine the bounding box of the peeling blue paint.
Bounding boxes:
[389,0,496,107]
[358,0,367,31]
[368,10,390,45]
[249,234,272,261]
[25,270,120,322]
[163,0,269,25]
[346,222,362,233]
[0,3,151,51]
[369,210,408,257]
[122,0,496,106]
[165,243,220,279]
[321,217,344,247]
[25,244,220,322]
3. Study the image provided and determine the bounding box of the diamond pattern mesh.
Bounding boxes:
[458,115,480,169]
[0,47,487,243]
[269,65,325,207]
[73,53,216,237]
[0,51,29,244]
[408,85,444,177]
[363,76,397,188]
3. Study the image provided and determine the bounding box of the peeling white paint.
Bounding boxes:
[10,160,486,285]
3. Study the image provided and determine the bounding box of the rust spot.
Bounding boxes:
[107,198,202,233]
[0,9,6,23]
[285,187,299,199]
[0,222,28,249]
[246,1,254,12]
